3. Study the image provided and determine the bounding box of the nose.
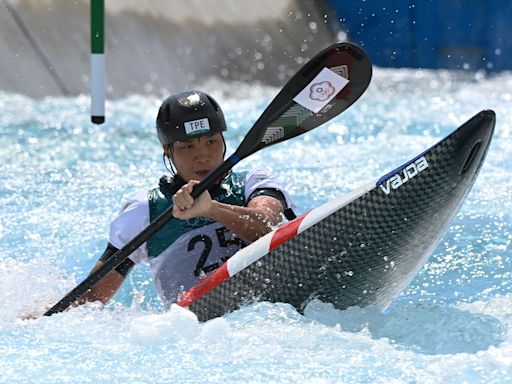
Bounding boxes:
[193,144,211,164]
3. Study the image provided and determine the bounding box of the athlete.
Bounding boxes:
[78,90,294,308]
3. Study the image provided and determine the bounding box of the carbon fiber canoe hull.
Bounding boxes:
[181,110,495,321]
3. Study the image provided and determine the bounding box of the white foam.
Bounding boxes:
[1,69,512,383]
[0,258,74,324]
[129,305,200,346]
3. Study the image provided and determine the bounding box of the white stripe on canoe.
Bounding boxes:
[298,179,376,233]
[226,178,378,277]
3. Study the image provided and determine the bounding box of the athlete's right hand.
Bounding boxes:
[172,180,213,220]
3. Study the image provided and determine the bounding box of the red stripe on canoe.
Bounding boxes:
[269,214,307,251]
[177,262,230,307]
[177,214,307,308]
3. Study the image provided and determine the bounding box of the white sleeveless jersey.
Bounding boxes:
[108,168,294,306]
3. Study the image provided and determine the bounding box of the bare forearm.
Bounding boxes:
[206,198,282,242]
[75,261,124,305]
[172,181,286,242]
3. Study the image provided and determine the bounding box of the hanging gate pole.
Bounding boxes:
[90,0,105,124]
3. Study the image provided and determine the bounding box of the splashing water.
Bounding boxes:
[0,69,511,383]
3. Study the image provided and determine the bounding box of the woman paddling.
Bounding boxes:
[78,90,294,308]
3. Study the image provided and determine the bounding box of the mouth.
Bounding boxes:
[195,170,211,178]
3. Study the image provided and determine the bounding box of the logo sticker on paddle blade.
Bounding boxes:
[310,81,336,102]
[293,67,349,113]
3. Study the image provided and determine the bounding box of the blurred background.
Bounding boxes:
[2,0,511,99]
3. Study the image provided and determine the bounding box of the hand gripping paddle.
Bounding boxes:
[44,42,372,316]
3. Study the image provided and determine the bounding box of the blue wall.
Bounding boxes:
[327,0,512,71]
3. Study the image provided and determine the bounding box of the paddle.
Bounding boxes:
[44,42,372,316]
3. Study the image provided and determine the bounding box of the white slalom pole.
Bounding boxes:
[91,0,105,124]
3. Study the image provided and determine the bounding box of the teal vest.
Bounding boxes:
[147,172,247,260]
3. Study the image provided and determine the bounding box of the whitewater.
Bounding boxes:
[0,67,511,383]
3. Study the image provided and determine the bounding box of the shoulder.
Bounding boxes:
[243,168,295,210]
[244,168,283,191]
[118,191,150,213]
[225,168,280,194]
[109,191,150,250]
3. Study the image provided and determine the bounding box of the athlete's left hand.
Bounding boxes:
[172,180,213,220]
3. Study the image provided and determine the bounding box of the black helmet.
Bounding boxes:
[156,90,227,146]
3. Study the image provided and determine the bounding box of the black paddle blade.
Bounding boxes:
[236,43,372,158]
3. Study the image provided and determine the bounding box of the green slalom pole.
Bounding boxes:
[90,0,105,124]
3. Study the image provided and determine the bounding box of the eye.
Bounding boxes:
[176,143,193,150]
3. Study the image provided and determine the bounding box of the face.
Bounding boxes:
[167,133,225,181]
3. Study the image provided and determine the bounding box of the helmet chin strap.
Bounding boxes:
[162,144,177,176]
[162,152,176,176]
[221,134,227,158]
